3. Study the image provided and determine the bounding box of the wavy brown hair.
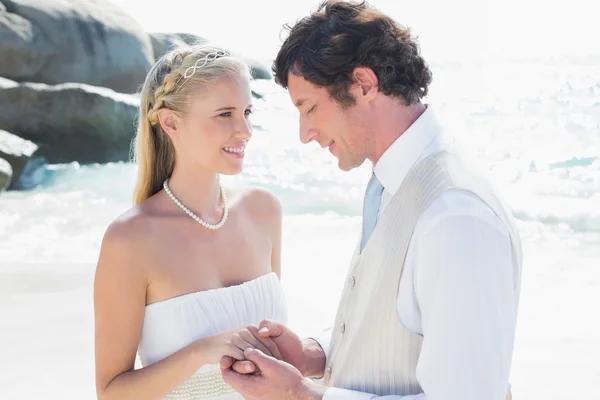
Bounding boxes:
[273,0,432,108]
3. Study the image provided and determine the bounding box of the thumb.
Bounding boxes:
[219,355,234,370]
[258,319,286,338]
[243,348,278,372]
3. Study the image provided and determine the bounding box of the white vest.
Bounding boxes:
[323,149,522,398]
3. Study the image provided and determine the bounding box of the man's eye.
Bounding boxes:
[307,105,316,114]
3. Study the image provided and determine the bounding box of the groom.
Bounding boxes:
[221,1,522,399]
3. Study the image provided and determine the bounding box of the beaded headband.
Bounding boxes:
[174,49,231,91]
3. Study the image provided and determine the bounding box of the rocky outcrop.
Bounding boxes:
[0,0,273,188]
[0,157,12,191]
[0,2,55,80]
[0,0,154,93]
[149,32,272,80]
[0,129,45,190]
[149,32,205,60]
[0,77,139,164]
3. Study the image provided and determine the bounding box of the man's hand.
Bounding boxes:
[230,319,326,378]
[221,348,327,400]
[258,320,327,378]
[218,324,283,375]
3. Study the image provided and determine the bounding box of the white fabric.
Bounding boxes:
[322,106,520,399]
[138,272,288,399]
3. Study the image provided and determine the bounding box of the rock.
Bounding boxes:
[0,77,139,164]
[0,0,154,93]
[0,129,38,176]
[0,157,12,191]
[10,155,46,190]
[248,63,273,80]
[0,2,55,79]
[0,129,46,190]
[148,32,272,80]
[150,32,205,60]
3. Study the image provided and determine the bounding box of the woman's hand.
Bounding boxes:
[223,320,326,378]
[209,325,283,369]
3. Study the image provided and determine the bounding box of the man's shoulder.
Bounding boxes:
[416,188,510,239]
[416,147,510,220]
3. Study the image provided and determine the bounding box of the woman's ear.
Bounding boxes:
[157,109,180,140]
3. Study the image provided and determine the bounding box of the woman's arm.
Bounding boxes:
[93,220,261,400]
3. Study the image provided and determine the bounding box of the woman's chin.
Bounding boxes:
[217,163,244,176]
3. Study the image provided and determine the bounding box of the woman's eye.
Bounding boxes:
[220,112,232,117]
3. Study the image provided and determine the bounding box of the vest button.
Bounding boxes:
[349,276,356,288]
[326,366,332,376]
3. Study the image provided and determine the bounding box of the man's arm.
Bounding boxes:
[320,201,517,400]
[409,207,517,400]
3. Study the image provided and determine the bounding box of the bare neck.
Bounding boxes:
[163,162,223,221]
[368,100,427,164]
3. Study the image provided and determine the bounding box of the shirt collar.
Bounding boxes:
[373,105,443,197]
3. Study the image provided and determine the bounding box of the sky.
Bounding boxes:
[108,0,597,63]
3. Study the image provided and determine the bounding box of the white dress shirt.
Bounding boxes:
[321,106,519,399]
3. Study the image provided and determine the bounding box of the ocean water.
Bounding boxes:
[0,59,599,399]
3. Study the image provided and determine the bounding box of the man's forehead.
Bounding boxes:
[288,73,318,107]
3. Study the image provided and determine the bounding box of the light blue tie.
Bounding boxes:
[361,172,384,252]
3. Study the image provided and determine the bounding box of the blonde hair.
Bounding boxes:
[131,44,251,205]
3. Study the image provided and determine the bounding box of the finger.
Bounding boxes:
[266,338,283,361]
[258,319,287,338]
[219,355,234,370]
[232,334,270,358]
[246,326,283,360]
[221,366,259,389]
[240,329,275,358]
[225,343,246,361]
[231,335,254,352]
[243,348,279,373]
[232,360,257,374]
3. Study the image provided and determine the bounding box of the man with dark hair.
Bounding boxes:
[221,2,522,399]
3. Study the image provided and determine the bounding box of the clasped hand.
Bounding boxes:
[215,324,282,374]
[221,318,306,372]
[218,320,321,400]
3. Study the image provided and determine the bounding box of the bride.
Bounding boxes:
[93,45,287,399]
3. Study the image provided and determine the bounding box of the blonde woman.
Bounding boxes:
[93,45,287,399]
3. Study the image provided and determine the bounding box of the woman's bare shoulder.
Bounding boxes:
[232,186,282,222]
[104,204,152,244]
[96,200,161,276]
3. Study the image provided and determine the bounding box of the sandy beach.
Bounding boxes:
[1,214,599,399]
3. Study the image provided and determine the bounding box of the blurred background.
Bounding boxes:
[0,0,598,398]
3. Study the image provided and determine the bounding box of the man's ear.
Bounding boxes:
[352,67,379,101]
[157,109,180,139]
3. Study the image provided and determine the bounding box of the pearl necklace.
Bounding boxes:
[163,179,228,230]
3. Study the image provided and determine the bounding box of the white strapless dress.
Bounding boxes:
[138,272,288,399]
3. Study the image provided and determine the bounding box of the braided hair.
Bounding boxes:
[131,45,251,204]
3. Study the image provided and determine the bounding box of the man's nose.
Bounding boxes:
[299,118,317,144]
